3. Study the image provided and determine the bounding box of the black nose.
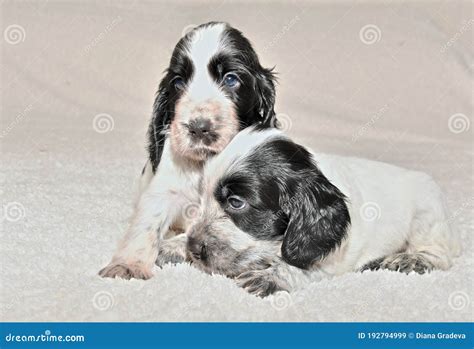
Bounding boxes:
[187,236,207,261]
[188,118,212,139]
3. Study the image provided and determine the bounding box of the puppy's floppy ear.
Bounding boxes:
[255,67,277,127]
[147,75,171,172]
[280,172,351,269]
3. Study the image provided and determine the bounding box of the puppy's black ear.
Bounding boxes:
[281,172,351,270]
[255,67,277,127]
[147,76,171,172]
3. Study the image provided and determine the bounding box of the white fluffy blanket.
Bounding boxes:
[1,1,472,321]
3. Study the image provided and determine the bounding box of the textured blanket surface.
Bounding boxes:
[1,0,472,322]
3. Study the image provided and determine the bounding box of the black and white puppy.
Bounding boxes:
[186,127,461,297]
[99,22,277,279]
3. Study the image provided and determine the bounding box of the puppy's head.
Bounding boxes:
[186,129,350,277]
[149,22,277,169]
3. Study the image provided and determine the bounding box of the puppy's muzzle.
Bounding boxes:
[187,118,219,145]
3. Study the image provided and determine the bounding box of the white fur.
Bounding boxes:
[99,139,201,278]
[204,127,282,190]
[185,23,227,103]
[99,23,236,279]
[205,127,461,276]
[312,153,461,274]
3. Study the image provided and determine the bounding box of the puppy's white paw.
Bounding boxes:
[235,269,288,297]
[155,234,188,267]
[99,262,153,280]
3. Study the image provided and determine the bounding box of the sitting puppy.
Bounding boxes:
[99,22,277,280]
[186,127,461,297]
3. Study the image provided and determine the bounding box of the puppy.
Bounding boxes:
[99,22,277,280]
[186,127,461,297]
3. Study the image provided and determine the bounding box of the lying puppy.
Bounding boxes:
[186,127,461,297]
[99,22,277,280]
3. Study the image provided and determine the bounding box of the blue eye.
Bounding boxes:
[173,77,185,90]
[228,195,246,210]
[223,74,239,88]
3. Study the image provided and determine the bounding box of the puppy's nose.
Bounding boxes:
[188,118,212,139]
[187,236,207,261]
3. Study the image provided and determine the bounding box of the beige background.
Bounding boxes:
[1,0,472,321]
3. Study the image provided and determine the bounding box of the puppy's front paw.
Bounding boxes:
[99,262,152,280]
[155,235,188,267]
[361,253,434,275]
[155,250,186,267]
[235,269,288,297]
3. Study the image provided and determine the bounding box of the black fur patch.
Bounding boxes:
[147,22,278,172]
[216,136,351,269]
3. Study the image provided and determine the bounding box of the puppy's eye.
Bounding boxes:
[227,195,246,210]
[223,73,239,88]
[172,77,185,90]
